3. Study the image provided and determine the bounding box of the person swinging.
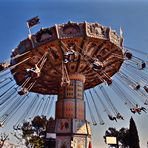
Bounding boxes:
[108,115,117,122]
[64,50,79,63]
[116,113,124,120]
[63,44,79,63]
[144,85,148,93]
[92,59,103,71]
[26,64,41,79]
[130,104,147,114]
[18,87,28,96]
[0,62,10,71]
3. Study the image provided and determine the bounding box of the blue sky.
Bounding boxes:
[0,0,148,148]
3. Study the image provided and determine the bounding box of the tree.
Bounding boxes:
[21,115,48,148]
[20,115,56,148]
[118,128,129,147]
[104,127,119,147]
[0,133,9,148]
[104,127,129,147]
[104,127,119,138]
[129,117,140,148]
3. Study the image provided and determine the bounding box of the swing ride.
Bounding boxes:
[0,21,147,147]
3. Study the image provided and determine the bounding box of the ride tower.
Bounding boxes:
[55,74,92,148]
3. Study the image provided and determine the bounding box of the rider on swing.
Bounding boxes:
[18,87,28,96]
[130,104,147,114]
[26,64,41,79]
[63,44,79,63]
[18,64,41,95]
[92,59,103,72]
[144,85,148,93]
[116,113,124,120]
[108,114,117,122]
[0,62,10,71]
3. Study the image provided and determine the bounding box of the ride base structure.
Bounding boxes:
[55,74,92,148]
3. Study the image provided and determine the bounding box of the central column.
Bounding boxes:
[55,74,92,148]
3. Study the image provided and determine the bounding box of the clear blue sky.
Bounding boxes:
[0,0,148,147]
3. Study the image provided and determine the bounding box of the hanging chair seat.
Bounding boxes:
[18,88,28,95]
[26,65,41,79]
[144,86,148,93]
[125,52,132,59]
[92,61,103,71]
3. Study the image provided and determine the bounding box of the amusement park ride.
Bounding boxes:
[0,18,148,147]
